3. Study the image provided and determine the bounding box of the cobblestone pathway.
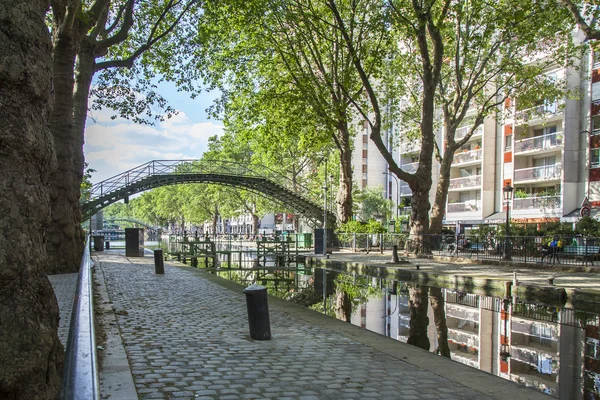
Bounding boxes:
[49,273,78,347]
[97,253,497,400]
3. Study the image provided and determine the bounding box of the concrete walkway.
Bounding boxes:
[87,251,550,400]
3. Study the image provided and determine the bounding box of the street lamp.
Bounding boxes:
[382,172,400,220]
[323,160,328,255]
[502,183,513,261]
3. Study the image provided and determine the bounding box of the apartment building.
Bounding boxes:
[358,42,598,229]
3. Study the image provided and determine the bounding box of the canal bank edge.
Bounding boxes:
[180,263,552,400]
[306,256,600,309]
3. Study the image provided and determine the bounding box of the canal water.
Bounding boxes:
[107,238,600,399]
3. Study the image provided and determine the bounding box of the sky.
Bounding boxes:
[84,81,224,184]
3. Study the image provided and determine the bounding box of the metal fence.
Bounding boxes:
[61,236,100,399]
[395,233,600,266]
[333,232,600,266]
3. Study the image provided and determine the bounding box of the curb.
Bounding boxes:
[93,258,138,400]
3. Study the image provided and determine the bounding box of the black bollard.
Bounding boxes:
[105,241,110,250]
[391,245,400,263]
[154,249,164,274]
[243,284,271,340]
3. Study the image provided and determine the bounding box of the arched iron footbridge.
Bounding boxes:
[82,160,335,226]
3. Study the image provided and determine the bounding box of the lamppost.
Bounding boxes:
[382,172,400,220]
[502,183,513,261]
[322,159,328,255]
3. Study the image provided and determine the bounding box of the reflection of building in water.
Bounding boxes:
[445,292,481,369]
[347,280,597,398]
[585,324,600,399]
[506,312,559,395]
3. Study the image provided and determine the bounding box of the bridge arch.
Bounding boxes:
[82,160,335,226]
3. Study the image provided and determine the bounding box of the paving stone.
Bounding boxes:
[96,255,495,400]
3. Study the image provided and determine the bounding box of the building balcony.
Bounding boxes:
[514,132,562,154]
[448,175,482,190]
[513,196,561,211]
[400,184,412,196]
[447,200,481,213]
[452,149,482,165]
[401,161,419,173]
[514,102,560,123]
[514,163,561,183]
[455,125,483,140]
[399,141,421,154]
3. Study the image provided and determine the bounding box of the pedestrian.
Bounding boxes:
[548,236,560,264]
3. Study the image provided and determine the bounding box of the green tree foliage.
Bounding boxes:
[194,0,385,223]
[353,187,391,222]
[80,162,96,201]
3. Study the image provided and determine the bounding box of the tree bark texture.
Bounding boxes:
[429,286,451,358]
[336,125,353,224]
[429,150,454,235]
[0,1,64,397]
[46,1,83,274]
[407,285,430,351]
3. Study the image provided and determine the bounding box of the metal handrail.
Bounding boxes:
[89,159,315,202]
[61,236,99,399]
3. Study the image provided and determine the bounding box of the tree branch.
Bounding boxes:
[95,0,198,72]
[560,0,600,40]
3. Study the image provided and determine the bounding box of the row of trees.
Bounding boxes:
[3,0,600,397]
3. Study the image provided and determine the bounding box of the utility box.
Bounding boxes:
[125,228,144,257]
[295,233,312,249]
[314,229,333,255]
[92,235,104,251]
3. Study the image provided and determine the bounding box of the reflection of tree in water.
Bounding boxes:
[429,286,450,357]
[407,284,430,351]
[309,273,380,322]
[333,274,380,323]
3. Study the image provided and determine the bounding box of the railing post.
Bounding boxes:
[380,233,383,254]
[353,233,356,253]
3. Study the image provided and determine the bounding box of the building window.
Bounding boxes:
[504,135,512,151]
[362,149,368,159]
[593,116,600,135]
[362,164,367,173]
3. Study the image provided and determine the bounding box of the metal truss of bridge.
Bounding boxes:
[82,160,335,227]
[104,218,160,231]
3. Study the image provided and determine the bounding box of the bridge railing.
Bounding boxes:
[89,159,321,205]
[61,236,100,399]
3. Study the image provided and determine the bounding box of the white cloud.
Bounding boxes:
[84,110,223,183]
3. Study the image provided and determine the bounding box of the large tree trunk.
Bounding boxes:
[0,1,64,397]
[429,286,451,358]
[336,124,353,224]
[429,151,454,234]
[69,42,97,266]
[46,1,82,274]
[407,285,430,351]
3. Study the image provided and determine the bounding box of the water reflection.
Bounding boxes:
[212,262,599,399]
